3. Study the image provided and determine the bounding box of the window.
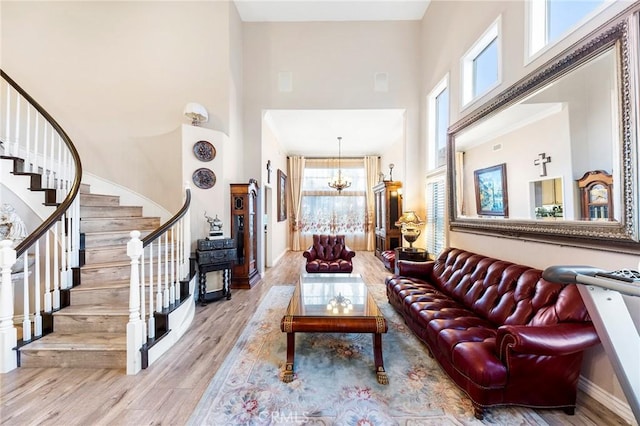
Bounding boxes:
[299,159,366,236]
[426,175,446,256]
[529,0,606,56]
[462,17,501,106]
[427,76,449,170]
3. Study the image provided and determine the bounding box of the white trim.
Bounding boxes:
[427,74,449,171]
[461,15,502,108]
[578,375,636,425]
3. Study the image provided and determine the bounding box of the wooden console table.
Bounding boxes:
[195,238,236,304]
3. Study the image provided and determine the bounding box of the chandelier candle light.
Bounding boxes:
[395,211,425,249]
[328,136,352,192]
[326,293,353,314]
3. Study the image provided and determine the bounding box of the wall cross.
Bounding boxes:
[266,160,272,184]
[534,153,551,177]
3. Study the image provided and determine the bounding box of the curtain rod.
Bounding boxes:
[287,156,380,159]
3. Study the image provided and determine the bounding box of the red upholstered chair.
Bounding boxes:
[303,234,355,273]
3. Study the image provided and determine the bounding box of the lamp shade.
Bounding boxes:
[183,102,209,126]
[395,211,424,227]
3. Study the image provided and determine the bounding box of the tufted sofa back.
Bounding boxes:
[312,234,346,261]
[429,248,590,327]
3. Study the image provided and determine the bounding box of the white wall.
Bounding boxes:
[242,20,422,211]
[1,1,234,211]
[419,0,638,414]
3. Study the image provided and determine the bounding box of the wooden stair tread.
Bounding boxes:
[22,333,126,351]
[71,280,130,290]
[54,304,129,315]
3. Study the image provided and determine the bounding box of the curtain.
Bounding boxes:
[288,156,306,251]
[364,156,379,250]
[298,158,367,250]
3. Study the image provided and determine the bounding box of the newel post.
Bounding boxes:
[0,240,18,373]
[126,231,144,375]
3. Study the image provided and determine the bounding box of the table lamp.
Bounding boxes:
[395,211,424,249]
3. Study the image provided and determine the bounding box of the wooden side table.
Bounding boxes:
[196,238,236,304]
[394,247,428,274]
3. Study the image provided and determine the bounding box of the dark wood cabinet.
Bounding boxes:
[195,238,235,303]
[577,170,614,221]
[230,179,260,288]
[373,181,403,260]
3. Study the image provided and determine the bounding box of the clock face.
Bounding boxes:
[589,184,608,203]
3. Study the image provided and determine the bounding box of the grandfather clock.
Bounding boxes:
[230,179,260,288]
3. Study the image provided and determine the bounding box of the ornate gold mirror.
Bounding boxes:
[447,15,639,252]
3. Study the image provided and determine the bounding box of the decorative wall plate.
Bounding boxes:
[192,168,216,189]
[193,140,216,162]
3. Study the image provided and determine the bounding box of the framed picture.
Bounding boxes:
[278,169,287,222]
[474,163,508,217]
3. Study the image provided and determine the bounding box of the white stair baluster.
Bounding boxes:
[170,225,175,303]
[156,240,162,313]
[33,240,42,337]
[52,222,60,310]
[148,243,155,340]
[163,233,169,308]
[0,240,18,373]
[44,231,52,312]
[21,250,31,342]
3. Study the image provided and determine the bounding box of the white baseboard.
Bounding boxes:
[579,376,636,425]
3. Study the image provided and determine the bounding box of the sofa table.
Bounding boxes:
[394,247,428,274]
[195,238,236,304]
[280,273,388,384]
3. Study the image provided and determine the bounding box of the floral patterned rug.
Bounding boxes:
[189,285,548,426]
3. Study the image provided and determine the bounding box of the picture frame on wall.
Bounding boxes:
[278,169,287,222]
[474,163,508,217]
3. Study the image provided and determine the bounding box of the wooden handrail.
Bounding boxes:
[1,69,83,259]
[142,188,191,247]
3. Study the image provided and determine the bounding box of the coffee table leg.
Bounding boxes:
[373,333,388,385]
[283,332,295,383]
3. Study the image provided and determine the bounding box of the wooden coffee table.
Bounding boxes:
[280,273,388,384]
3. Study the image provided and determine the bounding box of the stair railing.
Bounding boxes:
[0,70,82,373]
[126,186,191,374]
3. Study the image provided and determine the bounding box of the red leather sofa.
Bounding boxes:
[303,234,355,273]
[385,247,600,419]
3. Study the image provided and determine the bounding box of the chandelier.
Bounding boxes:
[326,293,353,314]
[328,137,351,192]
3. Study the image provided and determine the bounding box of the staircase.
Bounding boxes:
[18,184,161,370]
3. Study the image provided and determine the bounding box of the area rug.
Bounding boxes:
[188,285,548,425]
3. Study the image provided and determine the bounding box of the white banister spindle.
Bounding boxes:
[0,240,18,373]
[163,234,169,309]
[148,243,155,340]
[44,231,52,312]
[4,86,10,147]
[60,216,68,290]
[22,251,32,342]
[126,231,143,375]
[53,223,60,310]
[34,240,42,337]
[175,221,181,301]
[25,106,31,171]
[170,226,175,303]
[33,114,39,174]
[140,250,146,343]
[13,95,20,157]
[156,241,162,313]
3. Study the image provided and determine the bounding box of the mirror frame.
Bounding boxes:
[447,15,640,253]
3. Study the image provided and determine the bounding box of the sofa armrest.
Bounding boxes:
[497,323,600,360]
[397,260,434,280]
[303,247,317,261]
[340,245,356,260]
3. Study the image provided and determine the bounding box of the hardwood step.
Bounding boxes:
[79,261,134,282]
[19,333,126,369]
[80,216,160,233]
[80,205,143,218]
[83,246,128,264]
[70,282,129,305]
[53,304,128,333]
[82,230,153,249]
[79,193,120,207]
[80,183,91,194]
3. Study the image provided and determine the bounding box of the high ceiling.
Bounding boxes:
[235,0,430,156]
[234,0,431,23]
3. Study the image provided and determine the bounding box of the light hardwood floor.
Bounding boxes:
[0,251,630,425]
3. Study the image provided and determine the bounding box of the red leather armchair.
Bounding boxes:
[386,247,600,419]
[303,234,355,273]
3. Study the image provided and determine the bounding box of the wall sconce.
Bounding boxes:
[395,211,424,249]
[183,102,209,126]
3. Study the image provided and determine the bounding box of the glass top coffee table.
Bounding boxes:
[280,273,388,384]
